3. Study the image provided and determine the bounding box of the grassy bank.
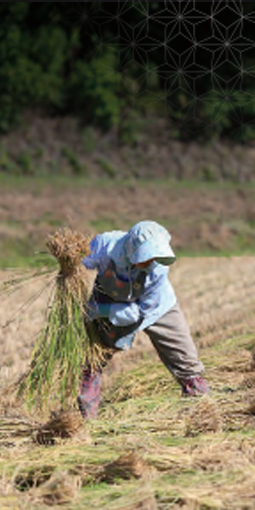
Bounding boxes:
[1,175,255,268]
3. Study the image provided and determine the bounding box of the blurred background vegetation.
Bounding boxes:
[1,2,255,266]
[1,1,255,142]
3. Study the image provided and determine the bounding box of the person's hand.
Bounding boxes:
[87,301,111,321]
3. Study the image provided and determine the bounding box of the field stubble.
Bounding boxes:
[1,256,255,387]
[1,257,255,508]
[1,180,255,265]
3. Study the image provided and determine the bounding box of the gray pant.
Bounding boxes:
[145,302,204,381]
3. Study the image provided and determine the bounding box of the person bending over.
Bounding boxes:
[78,220,209,419]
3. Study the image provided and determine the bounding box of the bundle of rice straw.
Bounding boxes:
[18,228,107,410]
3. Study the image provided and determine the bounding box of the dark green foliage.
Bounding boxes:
[0,146,17,173]
[62,147,85,175]
[119,111,146,146]
[68,46,122,129]
[96,157,117,178]
[16,151,33,175]
[0,16,67,130]
[1,2,255,143]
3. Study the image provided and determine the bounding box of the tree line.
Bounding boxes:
[1,2,255,142]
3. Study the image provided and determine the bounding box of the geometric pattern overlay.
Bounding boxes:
[71,1,255,140]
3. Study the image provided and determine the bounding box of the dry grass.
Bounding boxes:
[101,452,156,483]
[29,470,82,506]
[172,256,255,348]
[34,409,85,445]
[1,257,255,509]
[109,492,159,510]
[185,396,222,436]
[1,256,255,390]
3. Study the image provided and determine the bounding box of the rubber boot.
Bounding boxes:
[77,367,102,419]
[180,376,210,396]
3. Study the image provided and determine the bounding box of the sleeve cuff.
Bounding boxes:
[109,302,140,326]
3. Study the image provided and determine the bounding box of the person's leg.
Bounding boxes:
[78,319,116,419]
[78,319,136,419]
[145,302,209,396]
[77,365,102,419]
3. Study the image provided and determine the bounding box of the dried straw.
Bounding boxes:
[101,452,155,483]
[34,409,84,445]
[18,228,108,410]
[185,397,222,436]
[240,373,255,389]
[30,471,81,506]
[110,493,158,510]
[246,399,255,415]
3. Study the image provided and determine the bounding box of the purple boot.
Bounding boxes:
[77,367,102,419]
[180,376,210,397]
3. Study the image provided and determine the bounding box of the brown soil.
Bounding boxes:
[1,181,255,256]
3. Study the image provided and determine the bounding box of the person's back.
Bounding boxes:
[78,220,209,419]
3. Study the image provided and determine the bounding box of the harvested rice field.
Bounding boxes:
[1,255,255,510]
[1,179,255,509]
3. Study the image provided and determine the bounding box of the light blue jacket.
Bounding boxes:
[82,221,177,330]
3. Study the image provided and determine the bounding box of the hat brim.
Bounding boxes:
[154,256,176,266]
[129,240,176,266]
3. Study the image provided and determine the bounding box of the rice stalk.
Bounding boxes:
[34,409,85,444]
[17,228,109,410]
[185,397,222,436]
[100,452,156,483]
[30,471,81,506]
[0,269,55,301]
[1,274,56,329]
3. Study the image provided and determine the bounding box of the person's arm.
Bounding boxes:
[109,266,171,327]
[82,234,108,271]
[82,233,139,324]
[82,234,112,320]
[136,265,176,325]
[87,299,140,325]
[108,302,140,326]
